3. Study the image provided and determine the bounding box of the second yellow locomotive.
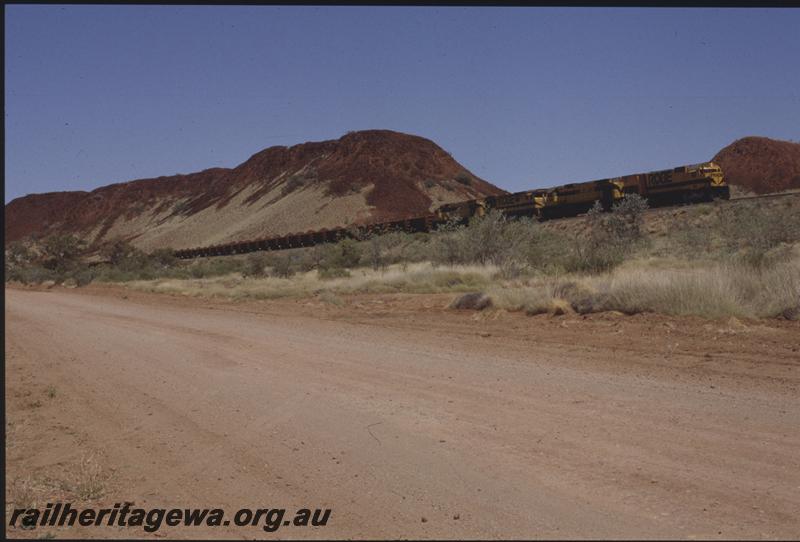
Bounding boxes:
[435,161,729,222]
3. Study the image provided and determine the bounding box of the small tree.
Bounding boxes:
[40,234,87,272]
[101,240,149,272]
[366,234,387,271]
[243,252,268,277]
[463,210,509,265]
[607,193,649,243]
[455,172,472,186]
[6,241,34,267]
[570,195,649,273]
[103,240,137,265]
[5,241,36,282]
[427,219,467,266]
[270,254,296,278]
[322,238,362,269]
[306,244,326,270]
[149,248,177,269]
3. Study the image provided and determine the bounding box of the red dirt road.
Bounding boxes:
[5,286,800,539]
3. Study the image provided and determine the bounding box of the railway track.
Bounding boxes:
[729,190,800,202]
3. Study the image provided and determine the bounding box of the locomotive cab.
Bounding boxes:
[695,162,729,200]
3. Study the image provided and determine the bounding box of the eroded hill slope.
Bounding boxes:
[5,130,504,251]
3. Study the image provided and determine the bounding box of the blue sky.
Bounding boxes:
[5,6,800,202]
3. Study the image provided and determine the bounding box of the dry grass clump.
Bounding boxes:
[127,262,494,299]
[594,258,799,318]
[598,266,748,318]
[488,277,598,315]
[6,454,106,512]
[344,264,491,294]
[489,257,800,320]
[75,453,104,501]
[8,476,39,509]
[126,255,800,320]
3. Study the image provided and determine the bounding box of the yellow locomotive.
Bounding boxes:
[539,161,728,218]
[613,161,728,204]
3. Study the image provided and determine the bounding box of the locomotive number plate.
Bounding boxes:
[648,170,673,187]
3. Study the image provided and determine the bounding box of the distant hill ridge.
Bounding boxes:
[6,132,799,251]
[4,130,505,251]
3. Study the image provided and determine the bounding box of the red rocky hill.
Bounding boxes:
[713,136,800,195]
[5,130,505,251]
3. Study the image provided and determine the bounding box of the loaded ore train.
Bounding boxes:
[173,161,729,259]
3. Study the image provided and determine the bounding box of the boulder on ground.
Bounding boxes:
[450,292,493,311]
[781,305,800,321]
[571,294,613,315]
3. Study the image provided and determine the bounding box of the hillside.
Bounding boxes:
[4,130,505,251]
[713,136,800,194]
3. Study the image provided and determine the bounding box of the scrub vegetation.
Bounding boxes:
[6,195,800,320]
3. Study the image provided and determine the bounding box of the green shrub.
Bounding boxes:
[281,168,318,197]
[455,172,472,186]
[149,248,178,269]
[319,238,361,270]
[463,210,511,265]
[71,267,97,287]
[99,239,166,277]
[716,203,800,267]
[7,265,57,285]
[608,193,649,242]
[243,253,268,277]
[171,199,191,216]
[40,234,87,272]
[427,220,468,266]
[207,258,243,276]
[520,227,572,274]
[670,222,714,260]
[364,234,390,271]
[426,211,546,271]
[270,255,296,278]
[5,241,35,268]
[567,196,649,274]
[189,264,207,279]
[281,174,305,196]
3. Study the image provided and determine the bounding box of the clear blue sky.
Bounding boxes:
[5,6,800,202]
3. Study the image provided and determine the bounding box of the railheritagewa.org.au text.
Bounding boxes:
[9,503,331,533]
